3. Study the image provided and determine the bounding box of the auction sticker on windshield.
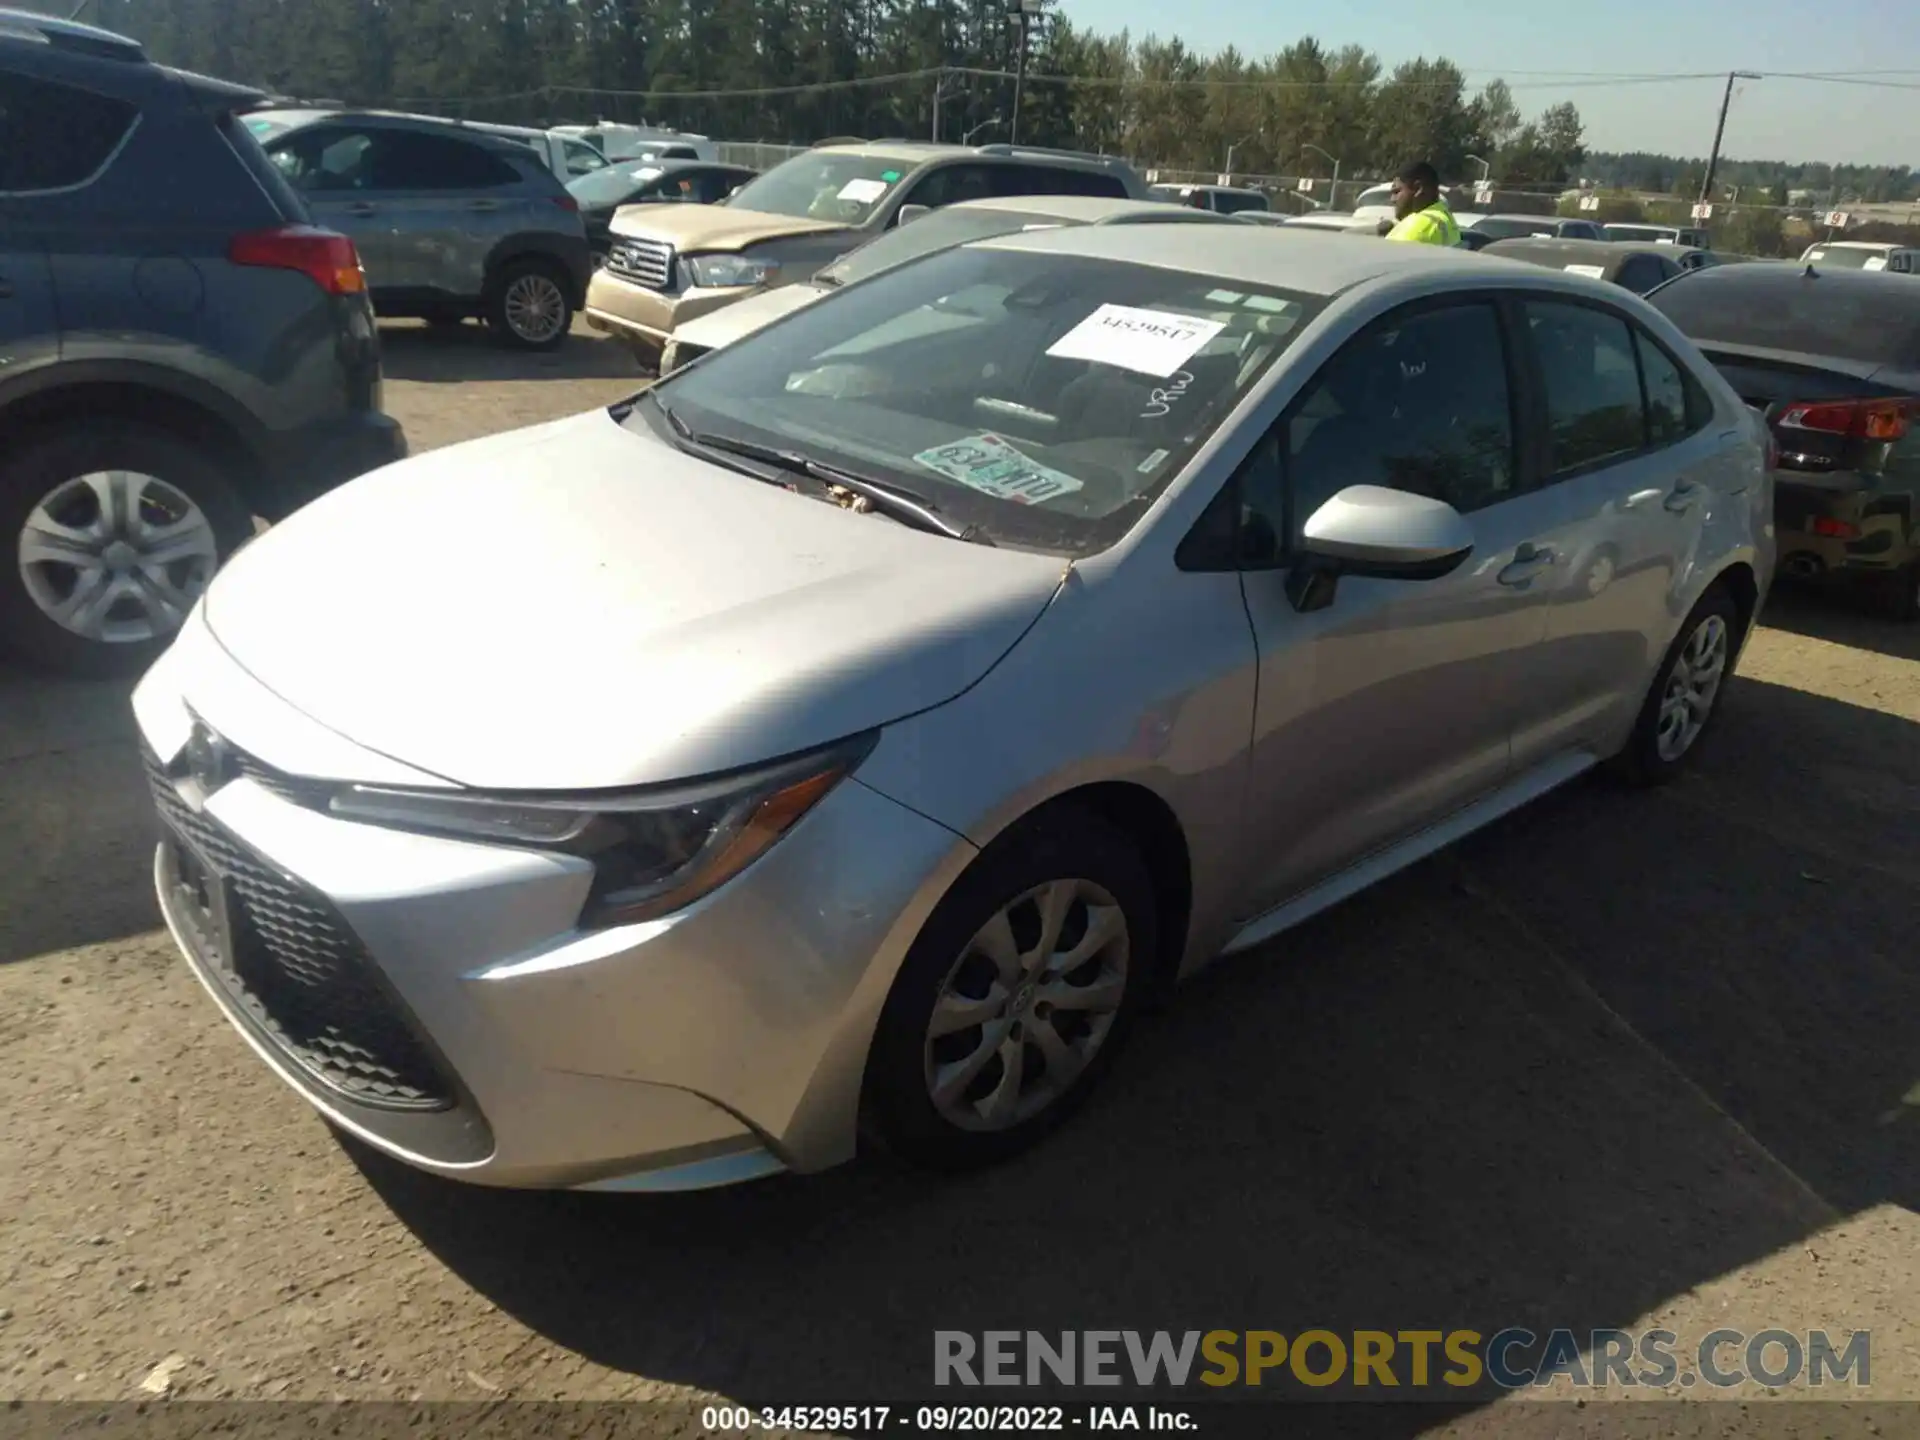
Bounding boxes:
[1563,264,1607,279]
[838,178,890,204]
[915,434,1085,505]
[1046,304,1226,378]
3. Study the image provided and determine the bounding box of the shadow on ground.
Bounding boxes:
[1760,580,1920,664]
[377,319,644,384]
[351,672,1918,1421]
[0,666,154,965]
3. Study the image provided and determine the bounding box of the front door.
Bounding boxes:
[1231,295,1571,917]
[0,204,57,370]
[364,129,526,300]
[268,124,391,284]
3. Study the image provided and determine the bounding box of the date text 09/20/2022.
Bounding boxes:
[701,1405,1194,1432]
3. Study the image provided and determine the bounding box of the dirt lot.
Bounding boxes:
[2,320,1917,1430]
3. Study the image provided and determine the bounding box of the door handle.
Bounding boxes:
[345,202,377,216]
[1497,543,1556,587]
[468,200,501,212]
[1664,480,1702,513]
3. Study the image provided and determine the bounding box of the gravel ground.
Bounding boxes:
[1,320,1916,1431]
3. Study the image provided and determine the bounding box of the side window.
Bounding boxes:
[1614,256,1664,295]
[271,126,376,192]
[0,71,138,194]
[1635,329,1710,446]
[1285,301,1517,528]
[902,164,1002,210]
[1015,166,1129,200]
[367,132,520,191]
[563,139,606,177]
[1526,300,1647,474]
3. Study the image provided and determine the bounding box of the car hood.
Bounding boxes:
[201,409,1068,791]
[609,204,849,253]
[673,282,830,351]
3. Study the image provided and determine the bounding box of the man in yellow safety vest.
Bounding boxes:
[1384,161,1461,246]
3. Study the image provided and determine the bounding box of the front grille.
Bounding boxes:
[606,236,674,290]
[144,743,455,1111]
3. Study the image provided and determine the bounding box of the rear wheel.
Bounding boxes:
[0,422,251,676]
[862,805,1156,1172]
[1608,586,1740,786]
[485,259,572,351]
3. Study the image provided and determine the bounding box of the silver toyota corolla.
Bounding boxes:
[133,227,1775,1192]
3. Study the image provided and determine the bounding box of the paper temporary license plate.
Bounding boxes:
[914,433,1085,505]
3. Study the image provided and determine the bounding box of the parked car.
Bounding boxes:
[0,8,403,677]
[1482,237,1688,295]
[1603,223,1709,249]
[1797,240,1918,275]
[1468,214,1606,242]
[134,226,1770,1190]
[1456,230,1496,251]
[552,123,720,164]
[464,119,618,183]
[659,193,1239,373]
[1649,264,1920,618]
[1349,183,1397,225]
[1149,183,1271,215]
[583,140,1150,367]
[251,108,594,350]
[1280,213,1382,235]
[569,160,758,261]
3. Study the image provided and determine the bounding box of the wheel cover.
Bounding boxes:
[16,471,219,645]
[923,878,1130,1133]
[1655,613,1729,762]
[503,273,567,343]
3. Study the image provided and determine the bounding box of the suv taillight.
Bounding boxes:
[229,225,366,296]
[1775,397,1914,443]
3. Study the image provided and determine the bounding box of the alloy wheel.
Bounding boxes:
[1655,613,1729,762]
[923,878,1130,1133]
[16,471,219,645]
[503,272,568,344]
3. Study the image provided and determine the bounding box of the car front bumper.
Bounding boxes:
[582,270,755,363]
[255,410,408,522]
[131,611,974,1190]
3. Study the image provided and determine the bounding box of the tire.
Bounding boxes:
[1608,585,1742,787]
[485,258,573,352]
[0,421,251,678]
[861,804,1158,1172]
[1873,561,1920,622]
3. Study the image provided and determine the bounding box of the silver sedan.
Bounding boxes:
[133,226,1775,1190]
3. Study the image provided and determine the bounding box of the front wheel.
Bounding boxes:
[0,422,251,676]
[862,806,1157,1172]
[1609,586,1741,786]
[485,260,573,351]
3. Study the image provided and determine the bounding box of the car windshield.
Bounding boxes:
[724,152,909,224]
[820,207,1062,288]
[1649,272,1920,367]
[638,244,1321,556]
[567,164,664,206]
[1803,246,1885,271]
[1605,225,1673,243]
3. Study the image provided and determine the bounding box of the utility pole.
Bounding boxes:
[931,72,964,143]
[1699,71,1761,206]
[1007,0,1042,146]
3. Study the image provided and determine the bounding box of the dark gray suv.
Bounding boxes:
[0,8,404,676]
[249,108,595,351]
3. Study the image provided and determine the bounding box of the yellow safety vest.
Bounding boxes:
[1386,201,1461,247]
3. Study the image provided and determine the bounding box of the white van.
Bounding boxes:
[1798,240,1918,274]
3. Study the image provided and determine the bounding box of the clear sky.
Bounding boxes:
[1059,0,1920,167]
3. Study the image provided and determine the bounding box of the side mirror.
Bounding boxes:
[897,204,932,227]
[1285,485,1474,613]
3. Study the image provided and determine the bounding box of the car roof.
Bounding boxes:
[246,107,536,152]
[812,140,1123,171]
[1485,237,1676,264]
[1676,263,1920,297]
[1810,240,1900,253]
[974,223,1490,295]
[945,194,1225,224]
[1480,213,1574,225]
[601,158,750,176]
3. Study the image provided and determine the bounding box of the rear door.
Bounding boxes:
[267,123,391,281]
[367,129,527,299]
[1511,295,1731,765]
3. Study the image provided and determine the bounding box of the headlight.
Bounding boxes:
[681,253,777,289]
[326,733,876,928]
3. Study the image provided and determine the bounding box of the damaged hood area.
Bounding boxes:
[202,408,1068,791]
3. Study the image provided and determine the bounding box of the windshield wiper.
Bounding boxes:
[660,408,990,545]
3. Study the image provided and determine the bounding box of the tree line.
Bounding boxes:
[47,0,1917,203]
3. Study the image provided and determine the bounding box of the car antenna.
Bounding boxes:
[1804,262,1819,277]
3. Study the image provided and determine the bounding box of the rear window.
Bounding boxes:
[1473,217,1557,241]
[1020,166,1129,200]
[1803,246,1885,271]
[219,111,311,221]
[1649,272,1920,368]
